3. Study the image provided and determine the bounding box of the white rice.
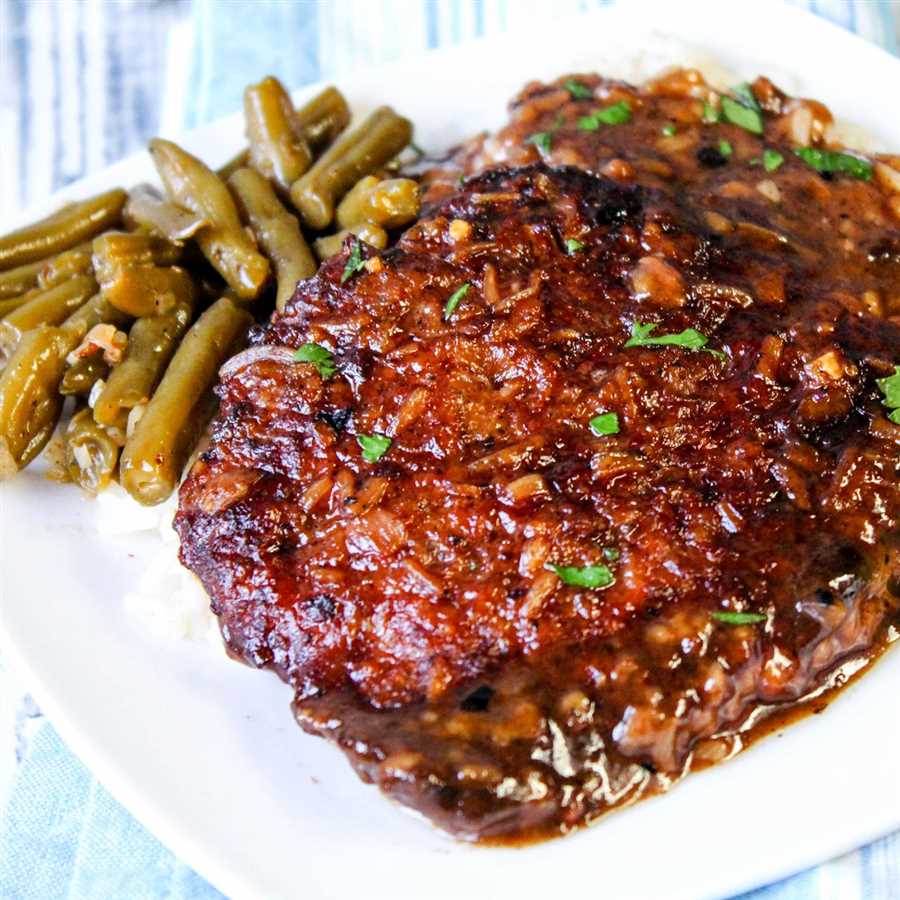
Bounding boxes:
[96,484,222,649]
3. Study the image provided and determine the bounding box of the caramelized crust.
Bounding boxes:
[177,71,900,840]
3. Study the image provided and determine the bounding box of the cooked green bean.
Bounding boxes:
[313,222,388,260]
[120,297,252,505]
[244,77,313,193]
[0,326,72,474]
[124,184,207,242]
[0,275,97,360]
[149,139,270,299]
[216,86,350,181]
[60,354,109,396]
[62,290,132,339]
[294,86,351,150]
[64,407,120,493]
[228,167,316,311]
[336,176,420,229]
[99,264,194,317]
[0,258,43,299]
[0,189,126,271]
[217,150,249,181]
[0,295,31,318]
[92,231,182,281]
[290,106,413,229]
[93,299,193,427]
[36,244,94,289]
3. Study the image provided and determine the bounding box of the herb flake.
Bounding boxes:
[578,101,631,130]
[720,96,763,134]
[794,147,873,180]
[357,433,392,463]
[525,129,554,154]
[702,101,720,124]
[624,321,726,358]
[662,123,677,136]
[443,283,471,320]
[340,239,366,284]
[589,412,620,435]
[762,148,785,172]
[293,343,336,379]
[876,365,900,424]
[564,79,593,99]
[550,563,615,589]
[718,139,733,157]
[565,238,585,254]
[712,611,767,625]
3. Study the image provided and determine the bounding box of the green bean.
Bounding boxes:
[313,222,388,260]
[0,189,126,271]
[64,407,120,493]
[228,167,316,312]
[294,86,351,150]
[216,86,350,181]
[120,297,252,505]
[149,139,270,299]
[62,291,132,340]
[217,150,249,181]
[93,299,193,427]
[0,275,97,360]
[0,326,72,474]
[124,184,207,242]
[37,244,94,289]
[99,264,194,317]
[244,77,313,193]
[0,295,31,318]
[336,176,420,229]
[0,258,44,299]
[92,231,182,281]
[60,354,109,396]
[290,106,413,229]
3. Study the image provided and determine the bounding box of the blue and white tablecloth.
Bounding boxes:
[1,2,898,897]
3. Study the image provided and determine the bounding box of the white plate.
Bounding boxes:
[2,2,899,898]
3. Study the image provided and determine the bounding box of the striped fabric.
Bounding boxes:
[1,2,899,898]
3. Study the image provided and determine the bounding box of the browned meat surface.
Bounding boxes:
[176,70,900,841]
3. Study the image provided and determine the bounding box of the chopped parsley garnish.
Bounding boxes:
[293,343,336,379]
[720,96,763,134]
[794,147,873,180]
[762,148,785,172]
[876,365,900,424]
[549,563,615,589]
[624,321,726,358]
[340,239,366,284]
[526,129,554,154]
[357,433,392,462]
[662,123,677,136]
[565,237,585,254]
[578,101,631,130]
[443,283,470,320]
[718,139,733,157]
[564,79,593,99]
[589,412,619,435]
[712,610,767,625]
[602,547,620,562]
[702,101,720,124]
[732,82,761,112]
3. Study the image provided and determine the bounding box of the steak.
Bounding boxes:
[176,71,900,840]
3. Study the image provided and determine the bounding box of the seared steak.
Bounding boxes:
[177,71,900,840]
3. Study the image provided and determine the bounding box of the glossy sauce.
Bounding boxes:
[177,70,900,841]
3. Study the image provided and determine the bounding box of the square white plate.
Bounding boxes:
[2,2,899,898]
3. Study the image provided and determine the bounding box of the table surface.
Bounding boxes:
[1,1,898,898]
